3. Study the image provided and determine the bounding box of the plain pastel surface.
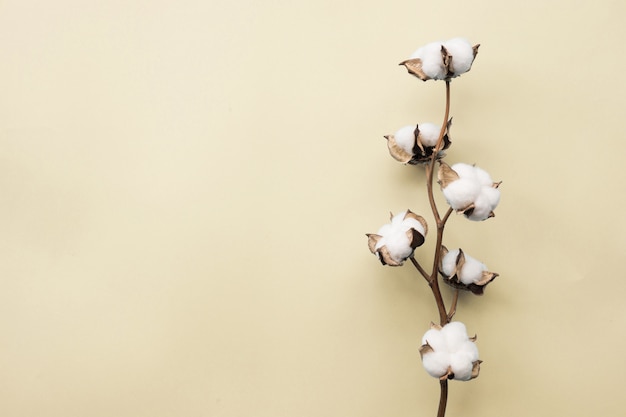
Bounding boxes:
[1,1,625,416]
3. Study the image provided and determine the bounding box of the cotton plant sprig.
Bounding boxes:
[366,38,502,417]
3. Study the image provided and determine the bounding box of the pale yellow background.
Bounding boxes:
[1,0,625,416]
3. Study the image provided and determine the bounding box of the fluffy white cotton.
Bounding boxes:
[450,163,495,189]
[422,328,447,352]
[472,165,494,187]
[418,122,441,147]
[410,41,446,80]
[442,321,469,351]
[451,343,479,381]
[379,233,412,261]
[449,353,474,381]
[394,125,417,155]
[374,211,425,263]
[466,186,501,221]
[459,255,487,285]
[375,223,393,239]
[450,163,477,180]
[420,322,479,381]
[441,249,459,277]
[374,223,411,259]
[389,212,421,233]
[443,38,475,76]
[480,185,501,207]
[442,178,481,210]
[466,199,490,221]
[442,248,488,285]
[422,351,451,378]
[460,340,480,362]
[404,219,426,236]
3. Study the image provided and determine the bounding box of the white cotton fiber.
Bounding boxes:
[401,217,425,236]
[468,191,492,221]
[422,328,447,352]
[443,38,475,77]
[376,211,408,239]
[375,223,393,241]
[473,165,494,187]
[465,187,500,221]
[460,340,480,362]
[481,186,501,208]
[394,125,417,155]
[375,228,411,261]
[442,322,469,352]
[422,351,451,378]
[442,178,480,210]
[390,211,409,225]
[410,41,446,80]
[459,255,487,285]
[387,236,414,261]
[449,353,474,381]
[390,211,425,236]
[441,249,460,277]
[450,163,477,180]
[418,122,441,147]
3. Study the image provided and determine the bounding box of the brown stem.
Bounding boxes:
[419,80,453,417]
[424,81,451,226]
[442,207,453,226]
[437,380,448,417]
[409,256,429,282]
[422,80,452,328]
[428,225,448,326]
[433,80,451,155]
[425,160,441,224]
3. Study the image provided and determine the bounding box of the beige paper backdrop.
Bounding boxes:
[1,0,625,416]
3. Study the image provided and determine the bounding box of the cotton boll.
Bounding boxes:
[449,354,474,381]
[420,322,480,381]
[441,249,460,277]
[394,125,417,155]
[459,255,487,285]
[410,41,446,80]
[372,211,428,263]
[418,123,441,147]
[442,178,480,210]
[443,38,475,76]
[422,351,451,378]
